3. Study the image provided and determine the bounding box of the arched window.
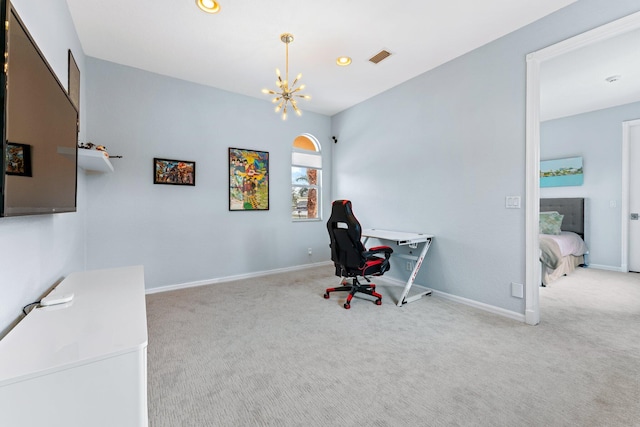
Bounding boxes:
[291,134,321,220]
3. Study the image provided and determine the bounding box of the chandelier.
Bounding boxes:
[261,33,310,120]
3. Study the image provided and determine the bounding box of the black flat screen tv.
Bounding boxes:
[0,2,78,217]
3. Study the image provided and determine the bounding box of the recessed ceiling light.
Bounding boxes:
[605,75,622,83]
[336,56,352,66]
[196,0,220,14]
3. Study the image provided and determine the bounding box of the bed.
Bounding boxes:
[539,198,589,286]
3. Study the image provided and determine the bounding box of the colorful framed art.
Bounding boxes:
[154,158,196,186]
[5,142,32,177]
[540,156,583,187]
[229,147,269,211]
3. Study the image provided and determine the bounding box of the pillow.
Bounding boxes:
[540,211,564,235]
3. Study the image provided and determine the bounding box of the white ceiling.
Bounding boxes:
[541,27,640,121]
[64,0,578,117]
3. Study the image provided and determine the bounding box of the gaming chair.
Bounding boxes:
[324,200,393,309]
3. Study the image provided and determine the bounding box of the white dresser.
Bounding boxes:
[0,265,148,427]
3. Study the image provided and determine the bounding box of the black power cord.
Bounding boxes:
[22,301,40,315]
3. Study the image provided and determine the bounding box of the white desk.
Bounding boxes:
[362,229,434,306]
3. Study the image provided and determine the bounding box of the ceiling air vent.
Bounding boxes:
[369,49,392,64]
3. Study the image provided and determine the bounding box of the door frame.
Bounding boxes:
[525,11,640,325]
[622,119,640,272]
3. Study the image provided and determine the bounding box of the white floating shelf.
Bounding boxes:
[77,149,114,173]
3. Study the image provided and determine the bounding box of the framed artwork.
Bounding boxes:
[5,142,32,177]
[68,50,80,111]
[154,158,196,186]
[540,156,583,187]
[229,147,269,210]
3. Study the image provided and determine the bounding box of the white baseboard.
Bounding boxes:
[433,290,526,322]
[146,263,526,323]
[586,264,625,272]
[376,276,526,323]
[145,261,333,295]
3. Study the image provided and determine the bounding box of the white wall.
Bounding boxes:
[331,0,640,316]
[0,0,87,336]
[83,58,332,290]
[541,101,640,269]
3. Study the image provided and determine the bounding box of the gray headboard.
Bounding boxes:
[540,198,584,238]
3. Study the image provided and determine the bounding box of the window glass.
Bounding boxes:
[292,135,321,221]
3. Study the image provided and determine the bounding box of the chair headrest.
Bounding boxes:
[328,200,361,237]
[329,199,353,223]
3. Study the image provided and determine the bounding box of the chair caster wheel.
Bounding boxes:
[344,303,350,309]
[324,293,330,299]
[375,299,382,305]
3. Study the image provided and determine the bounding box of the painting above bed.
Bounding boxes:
[540,156,583,187]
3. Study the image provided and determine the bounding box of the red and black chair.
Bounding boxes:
[324,200,393,309]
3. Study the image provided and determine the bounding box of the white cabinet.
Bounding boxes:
[0,266,148,427]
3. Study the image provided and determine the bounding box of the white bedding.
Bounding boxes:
[544,231,588,257]
[539,231,588,286]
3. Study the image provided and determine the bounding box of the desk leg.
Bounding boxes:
[397,238,432,306]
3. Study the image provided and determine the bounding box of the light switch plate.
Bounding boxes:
[506,196,521,209]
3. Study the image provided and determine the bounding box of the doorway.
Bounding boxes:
[623,119,640,272]
[525,11,640,325]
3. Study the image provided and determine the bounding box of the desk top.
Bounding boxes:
[362,229,433,245]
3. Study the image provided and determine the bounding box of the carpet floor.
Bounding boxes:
[146,266,640,426]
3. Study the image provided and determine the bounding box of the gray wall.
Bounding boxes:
[331,0,640,315]
[541,101,640,269]
[83,59,332,290]
[0,0,87,336]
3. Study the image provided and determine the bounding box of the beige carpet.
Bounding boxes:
[146,266,640,426]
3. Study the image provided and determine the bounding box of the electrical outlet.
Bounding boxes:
[308,247,312,256]
[406,262,413,271]
[511,282,524,298]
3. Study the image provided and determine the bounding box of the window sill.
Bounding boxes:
[292,218,323,223]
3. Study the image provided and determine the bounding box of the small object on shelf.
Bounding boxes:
[79,142,109,157]
[40,292,74,307]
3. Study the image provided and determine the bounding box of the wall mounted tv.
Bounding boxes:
[0,2,78,217]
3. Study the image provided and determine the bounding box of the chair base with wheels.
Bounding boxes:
[324,276,382,309]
